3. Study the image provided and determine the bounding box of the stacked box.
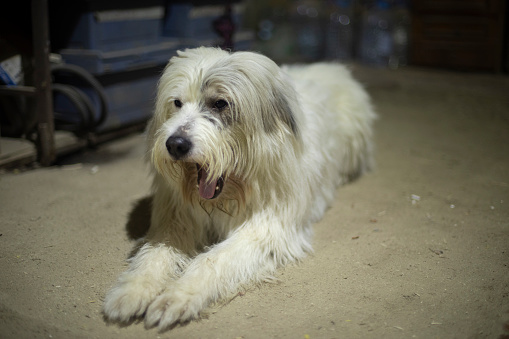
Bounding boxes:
[66,8,163,51]
[56,7,176,132]
[55,3,253,133]
[60,41,178,75]
[60,6,179,75]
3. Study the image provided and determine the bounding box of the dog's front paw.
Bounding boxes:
[144,289,204,331]
[103,281,159,323]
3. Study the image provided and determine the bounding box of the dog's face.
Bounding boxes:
[148,48,300,205]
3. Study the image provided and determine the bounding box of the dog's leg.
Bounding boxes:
[144,214,311,331]
[102,240,190,323]
[103,179,203,323]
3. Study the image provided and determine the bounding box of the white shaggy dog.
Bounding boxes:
[103,47,375,331]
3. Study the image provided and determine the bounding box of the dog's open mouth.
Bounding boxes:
[196,164,224,199]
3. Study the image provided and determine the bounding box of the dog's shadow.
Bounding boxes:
[125,195,153,241]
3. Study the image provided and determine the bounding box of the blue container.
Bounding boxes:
[67,7,164,52]
[60,40,180,75]
[98,73,158,132]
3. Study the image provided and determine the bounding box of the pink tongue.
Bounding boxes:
[198,168,218,199]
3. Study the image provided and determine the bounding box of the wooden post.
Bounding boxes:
[32,0,55,166]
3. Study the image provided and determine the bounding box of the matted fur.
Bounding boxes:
[103,47,376,331]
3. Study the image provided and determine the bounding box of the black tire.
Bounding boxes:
[51,63,108,129]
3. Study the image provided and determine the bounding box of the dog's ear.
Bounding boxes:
[254,59,300,138]
[227,52,300,138]
[269,82,299,137]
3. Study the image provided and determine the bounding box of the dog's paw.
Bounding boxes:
[144,289,204,331]
[103,281,158,323]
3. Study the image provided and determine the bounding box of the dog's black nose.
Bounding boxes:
[166,136,192,160]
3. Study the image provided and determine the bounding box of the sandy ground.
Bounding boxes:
[1,65,509,339]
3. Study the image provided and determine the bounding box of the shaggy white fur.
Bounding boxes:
[103,47,376,331]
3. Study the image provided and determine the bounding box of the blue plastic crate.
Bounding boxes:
[98,73,158,132]
[60,40,180,75]
[67,7,164,52]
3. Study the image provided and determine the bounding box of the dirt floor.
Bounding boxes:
[1,65,508,339]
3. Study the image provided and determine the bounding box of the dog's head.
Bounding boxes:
[148,47,301,206]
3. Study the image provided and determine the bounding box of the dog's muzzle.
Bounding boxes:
[165,135,224,200]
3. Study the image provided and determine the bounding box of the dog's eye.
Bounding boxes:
[214,100,228,110]
[174,100,182,108]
